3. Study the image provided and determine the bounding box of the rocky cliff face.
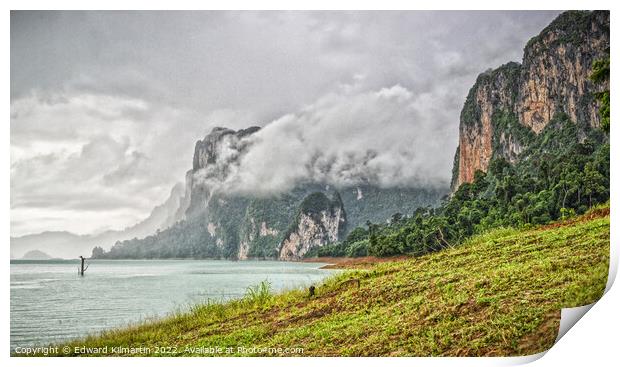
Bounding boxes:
[279,192,347,260]
[185,126,260,216]
[192,126,260,171]
[456,63,521,186]
[237,218,281,260]
[452,11,609,190]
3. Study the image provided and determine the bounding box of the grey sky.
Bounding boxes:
[10,10,561,236]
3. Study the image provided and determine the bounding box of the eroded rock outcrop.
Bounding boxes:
[185,126,260,216]
[279,192,347,260]
[237,217,281,260]
[452,11,609,190]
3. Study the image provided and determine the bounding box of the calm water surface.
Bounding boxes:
[10,259,336,350]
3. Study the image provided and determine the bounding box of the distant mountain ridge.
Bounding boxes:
[20,249,53,260]
[10,183,188,259]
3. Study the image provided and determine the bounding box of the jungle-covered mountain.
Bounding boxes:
[94,126,445,260]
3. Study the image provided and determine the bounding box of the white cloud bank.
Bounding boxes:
[209,84,454,196]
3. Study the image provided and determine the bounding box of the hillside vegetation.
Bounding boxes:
[312,112,609,260]
[312,11,610,260]
[46,205,609,357]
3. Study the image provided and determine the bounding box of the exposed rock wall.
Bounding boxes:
[186,126,260,216]
[237,217,281,260]
[452,11,609,190]
[278,192,347,260]
[237,240,250,260]
[518,11,609,133]
[457,63,520,186]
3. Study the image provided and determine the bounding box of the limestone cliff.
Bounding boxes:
[185,126,260,217]
[279,192,347,261]
[452,11,609,190]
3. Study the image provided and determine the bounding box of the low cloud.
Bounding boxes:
[194,84,456,196]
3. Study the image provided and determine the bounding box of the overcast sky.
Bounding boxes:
[10,10,560,237]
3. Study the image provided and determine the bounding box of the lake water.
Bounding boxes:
[10,259,335,351]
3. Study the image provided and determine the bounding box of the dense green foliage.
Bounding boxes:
[491,110,534,156]
[338,185,446,230]
[43,207,609,356]
[299,192,342,218]
[591,56,610,132]
[525,11,604,54]
[450,146,460,190]
[241,195,299,258]
[97,194,250,259]
[101,213,218,259]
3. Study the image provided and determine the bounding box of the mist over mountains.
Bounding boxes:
[96,123,448,261]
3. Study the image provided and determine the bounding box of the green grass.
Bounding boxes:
[39,206,609,357]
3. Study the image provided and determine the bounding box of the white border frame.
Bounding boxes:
[3,2,618,366]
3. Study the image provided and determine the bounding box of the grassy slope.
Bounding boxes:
[49,207,609,357]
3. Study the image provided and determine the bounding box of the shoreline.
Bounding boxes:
[301,255,411,269]
[13,256,411,269]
